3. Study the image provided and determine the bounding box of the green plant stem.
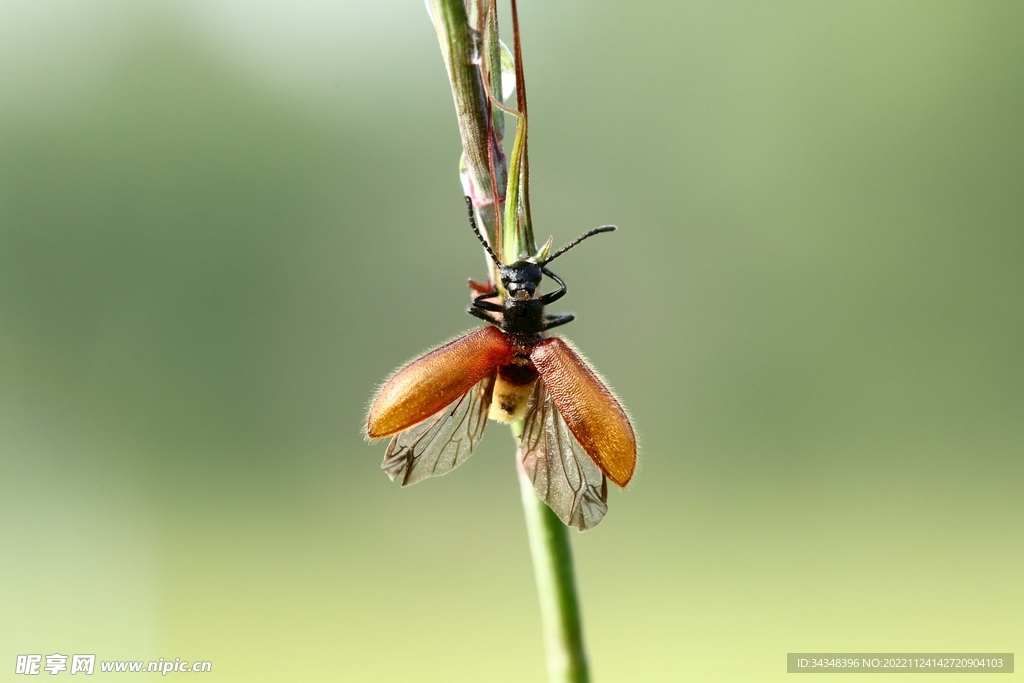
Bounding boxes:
[426,0,506,279]
[514,424,591,683]
[426,2,592,680]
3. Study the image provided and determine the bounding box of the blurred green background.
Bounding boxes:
[1,1,1021,680]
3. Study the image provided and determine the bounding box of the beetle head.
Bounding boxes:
[500,261,543,300]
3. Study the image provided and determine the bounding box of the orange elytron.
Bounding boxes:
[366,201,636,530]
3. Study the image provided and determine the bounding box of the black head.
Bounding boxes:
[463,196,617,296]
[499,261,543,299]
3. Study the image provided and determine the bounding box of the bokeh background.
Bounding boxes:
[1,1,1021,680]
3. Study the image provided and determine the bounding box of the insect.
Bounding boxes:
[366,198,636,530]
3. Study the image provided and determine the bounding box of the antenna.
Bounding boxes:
[465,196,501,266]
[541,226,617,265]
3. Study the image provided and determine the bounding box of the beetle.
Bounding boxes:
[365,199,636,530]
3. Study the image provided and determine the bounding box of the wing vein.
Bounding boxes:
[517,382,608,530]
[383,374,495,486]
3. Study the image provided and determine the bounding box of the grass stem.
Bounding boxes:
[426,3,592,680]
[517,455,592,683]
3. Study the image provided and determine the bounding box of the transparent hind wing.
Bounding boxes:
[382,373,495,486]
[518,382,609,531]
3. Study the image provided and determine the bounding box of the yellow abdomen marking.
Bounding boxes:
[488,375,537,423]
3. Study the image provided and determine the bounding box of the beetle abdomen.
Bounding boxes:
[489,359,538,424]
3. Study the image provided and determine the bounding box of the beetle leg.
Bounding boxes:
[473,291,504,312]
[468,306,502,325]
[541,313,574,331]
[538,267,567,305]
